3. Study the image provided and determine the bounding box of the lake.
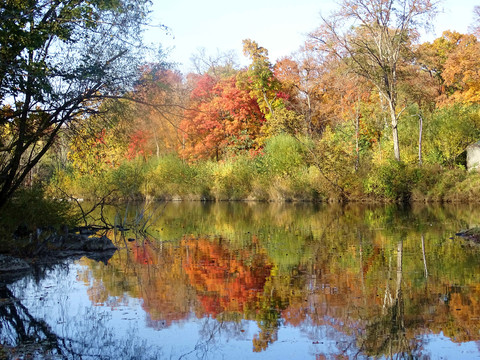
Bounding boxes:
[2,201,480,359]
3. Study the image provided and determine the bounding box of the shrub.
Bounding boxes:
[443,170,480,202]
[109,159,146,199]
[261,134,307,176]
[47,166,115,201]
[365,160,421,201]
[310,127,360,201]
[409,164,444,201]
[0,186,78,253]
[144,154,200,199]
[211,156,255,200]
[266,168,320,201]
[426,166,466,201]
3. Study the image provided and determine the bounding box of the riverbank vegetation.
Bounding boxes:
[2,0,480,229]
[43,2,480,205]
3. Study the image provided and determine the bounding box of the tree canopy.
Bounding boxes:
[310,0,439,161]
[0,0,153,208]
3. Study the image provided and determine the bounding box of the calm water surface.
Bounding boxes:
[2,202,480,359]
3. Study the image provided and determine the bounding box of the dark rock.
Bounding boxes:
[46,233,117,252]
[84,250,116,265]
[0,231,117,282]
[83,235,117,251]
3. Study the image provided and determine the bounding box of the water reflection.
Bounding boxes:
[0,285,64,356]
[0,264,164,359]
[3,202,480,359]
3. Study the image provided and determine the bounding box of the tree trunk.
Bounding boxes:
[263,91,274,118]
[389,104,401,161]
[396,239,403,300]
[418,113,423,166]
[0,50,33,208]
[153,130,160,159]
[355,96,361,171]
[421,234,428,278]
[306,93,313,134]
[0,121,63,209]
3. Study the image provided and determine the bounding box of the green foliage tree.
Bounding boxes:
[239,40,283,122]
[426,104,480,165]
[0,0,153,209]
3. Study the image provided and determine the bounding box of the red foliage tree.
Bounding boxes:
[126,129,152,160]
[180,73,265,161]
[181,237,272,317]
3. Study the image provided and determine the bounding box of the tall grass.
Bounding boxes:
[46,133,480,204]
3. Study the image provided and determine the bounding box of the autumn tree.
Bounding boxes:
[68,125,116,175]
[417,31,480,104]
[241,39,310,140]
[240,39,282,120]
[180,73,265,161]
[441,35,480,104]
[130,65,185,158]
[0,0,153,208]
[310,0,439,161]
[274,45,325,134]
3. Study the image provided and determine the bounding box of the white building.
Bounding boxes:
[467,141,480,171]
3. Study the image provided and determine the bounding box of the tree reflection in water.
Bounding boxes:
[359,239,423,358]
[3,202,480,359]
[0,285,63,357]
[0,264,164,359]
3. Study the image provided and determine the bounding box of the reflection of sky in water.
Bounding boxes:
[420,334,479,359]
[5,261,480,359]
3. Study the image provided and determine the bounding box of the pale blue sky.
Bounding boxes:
[148,0,479,73]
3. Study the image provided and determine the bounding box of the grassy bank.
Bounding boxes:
[46,134,480,204]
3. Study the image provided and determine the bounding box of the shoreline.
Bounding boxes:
[0,230,117,283]
[62,195,480,204]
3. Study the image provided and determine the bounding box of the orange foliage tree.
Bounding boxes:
[181,237,272,316]
[129,66,185,158]
[416,31,480,105]
[274,48,325,134]
[179,73,265,161]
[442,35,480,104]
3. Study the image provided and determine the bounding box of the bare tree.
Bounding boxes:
[190,48,239,78]
[470,6,480,38]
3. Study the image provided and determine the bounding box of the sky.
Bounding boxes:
[147,0,479,73]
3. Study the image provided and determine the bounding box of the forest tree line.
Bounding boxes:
[2,0,480,218]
